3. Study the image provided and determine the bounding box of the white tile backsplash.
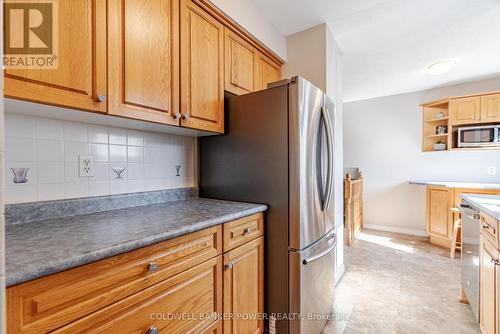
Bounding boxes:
[63,121,87,142]
[88,125,109,144]
[36,118,63,141]
[5,114,35,139]
[5,114,197,204]
[5,138,35,162]
[109,145,127,163]
[36,140,64,162]
[37,162,64,184]
[64,141,88,162]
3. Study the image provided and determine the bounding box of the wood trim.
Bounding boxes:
[191,0,284,66]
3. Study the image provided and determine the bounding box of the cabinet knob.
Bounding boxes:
[96,95,106,103]
[492,259,500,266]
[148,262,158,273]
[181,113,190,120]
[148,327,158,334]
[172,112,181,120]
[243,227,252,234]
[482,224,491,230]
[225,263,233,270]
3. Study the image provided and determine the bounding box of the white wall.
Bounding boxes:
[282,25,326,89]
[344,77,500,235]
[4,114,195,204]
[282,23,345,281]
[210,0,286,60]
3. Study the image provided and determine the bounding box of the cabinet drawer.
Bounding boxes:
[481,214,500,249]
[223,213,264,252]
[7,226,222,333]
[53,257,223,334]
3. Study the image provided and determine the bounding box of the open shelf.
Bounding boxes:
[424,117,449,123]
[425,134,448,138]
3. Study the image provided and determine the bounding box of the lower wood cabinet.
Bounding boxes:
[54,257,223,334]
[426,186,454,248]
[426,186,500,249]
[7,213,264,334]
[223,237,264,334]
[480,235,498,334]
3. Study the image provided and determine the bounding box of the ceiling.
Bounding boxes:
[251,0,500,102]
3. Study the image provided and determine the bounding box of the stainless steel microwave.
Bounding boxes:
[458,125,500,147]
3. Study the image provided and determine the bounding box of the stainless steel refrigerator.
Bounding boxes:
[199,76,336,334]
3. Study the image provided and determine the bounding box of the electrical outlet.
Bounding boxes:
[488,166,497,176]
[79,155,94,177]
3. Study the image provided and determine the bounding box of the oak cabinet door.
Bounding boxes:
[480,238,497,334]
[426,186,453,247]
[107,0,179,125]
[450,96,481,125]
[224,29,257,95]
[223,237,264,334]
[180,0,224,133]
[481,94,500,123]
[4,0,107,113]
[255,53,280,91]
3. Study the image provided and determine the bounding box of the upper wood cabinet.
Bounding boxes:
[450,96,481,125]
[481,93,500,123]
[180,0,225,133]
[223,237,264,334]
[107,0,179,125]
[4,0,283,133]
[4,0,107,113]
[256,53,281,91]
[224,29,258,95]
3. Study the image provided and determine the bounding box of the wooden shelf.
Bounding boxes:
[425,117,449,123]
[425,133,448,138]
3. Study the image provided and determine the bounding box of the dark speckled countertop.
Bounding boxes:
[6,198,267,287]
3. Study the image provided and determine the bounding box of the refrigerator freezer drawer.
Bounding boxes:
[289,232,336,334]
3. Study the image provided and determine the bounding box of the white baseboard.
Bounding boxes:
[363,224,428,237]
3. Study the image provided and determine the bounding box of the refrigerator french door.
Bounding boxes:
[199,76,336,334]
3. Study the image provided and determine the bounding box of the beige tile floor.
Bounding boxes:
[323,229,481,334]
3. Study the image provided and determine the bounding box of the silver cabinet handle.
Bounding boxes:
[243,227,252,234]
[225,263,233,270]
[491,259,500,266]
[172,112,181,120]
[97,95,106,102]
[148,327,158,334]
[181,113,190,120]
[148,262,158,273]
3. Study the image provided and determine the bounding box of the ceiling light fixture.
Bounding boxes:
[425,60,457,75]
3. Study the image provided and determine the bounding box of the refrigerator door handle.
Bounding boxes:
[302,237,337,265]
[321,105,335,212]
